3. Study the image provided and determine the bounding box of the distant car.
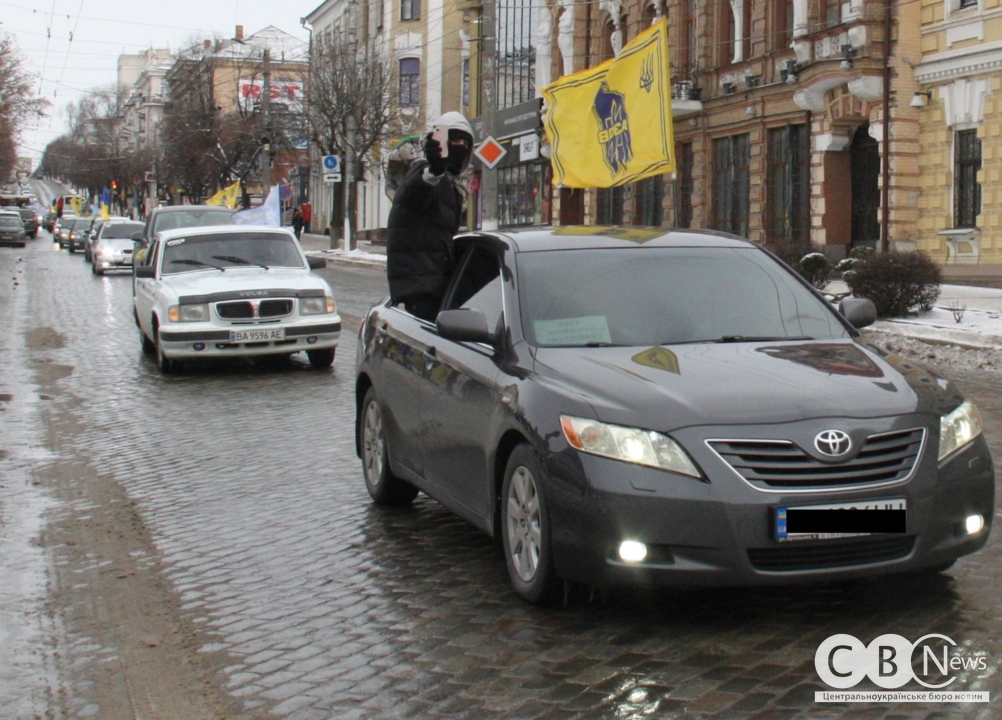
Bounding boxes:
[54,215,79,248]
[66,217,93,253]
[84,216,128,261]
[133,205,236,250]
[43,211,58,232]
[354,226,995,604]
[133,225,340,373]
[91,220,144,275]
[16,207,39,238]
[0,212,27,247]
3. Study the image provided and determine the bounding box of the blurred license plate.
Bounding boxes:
[775,499,906,541]
[230,328,285,342]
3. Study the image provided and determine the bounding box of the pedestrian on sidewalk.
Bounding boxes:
[292,207,304,239]
[386,111,475,321]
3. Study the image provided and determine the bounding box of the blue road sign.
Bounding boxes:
[322,155,340,171]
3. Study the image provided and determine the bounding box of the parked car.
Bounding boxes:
[133,225,339,373]
[354,226,994,604]
[17,207,39,238]
[91,220,144,275]
[0,212,27,247]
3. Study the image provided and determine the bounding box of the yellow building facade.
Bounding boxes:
[915,0,1002,265]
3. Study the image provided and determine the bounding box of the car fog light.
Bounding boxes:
[965,514,984,535]
[619,541,647,563]
[193,343,205,351]
[307,336,317,344]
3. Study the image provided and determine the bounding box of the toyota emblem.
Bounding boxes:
[814,429,851,457]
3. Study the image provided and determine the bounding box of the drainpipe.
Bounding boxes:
[881,0,891,253]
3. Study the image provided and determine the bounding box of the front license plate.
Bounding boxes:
[775,499,906,542]
[229,328,285,343]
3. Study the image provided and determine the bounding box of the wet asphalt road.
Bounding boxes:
[3,230,1002,719]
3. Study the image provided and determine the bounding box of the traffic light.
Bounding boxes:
[111,180,118,190]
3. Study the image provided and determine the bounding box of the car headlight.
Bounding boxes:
[939,400,983,461]
[560,415,701,477]
[168,304,209,323]
[301,296,336,315]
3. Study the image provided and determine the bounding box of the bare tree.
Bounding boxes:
[0,33,50,180]
[304,34,399,247]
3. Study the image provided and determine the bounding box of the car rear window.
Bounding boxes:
[153,210,235,233]
[517,247,851,347]
[0,217,21,229]
[102,222,144,239]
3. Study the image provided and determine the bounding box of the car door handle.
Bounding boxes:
[424,346,436,371]
[376,325,388,343]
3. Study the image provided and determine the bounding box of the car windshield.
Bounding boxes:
[101,222,144,239]
[72,218,91,229]
[517,246,851,347]
[153,209,234,233]
[0,217,21,229]
[160,232,304,274]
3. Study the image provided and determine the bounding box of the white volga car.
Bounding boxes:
[133,225,341,373]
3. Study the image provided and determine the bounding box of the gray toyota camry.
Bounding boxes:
[354,227,994,604]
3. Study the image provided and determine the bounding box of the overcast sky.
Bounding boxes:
[5,0,314,165]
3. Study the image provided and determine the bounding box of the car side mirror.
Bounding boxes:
[131,231,145,244]
[135,265,156,278]
[308,256,327,270]
[436,309,494,344]
[838,297,877,329]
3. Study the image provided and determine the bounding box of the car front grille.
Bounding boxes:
[708,428,925,491]
[215,299,294,320]
[748,536,915,572]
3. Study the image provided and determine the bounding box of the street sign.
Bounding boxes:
[474,137,506,169]
[519,133,540,161]
[323,173,342,183]
[322,155,340,172]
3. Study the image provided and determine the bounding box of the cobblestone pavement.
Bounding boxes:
[2,234,1001,719]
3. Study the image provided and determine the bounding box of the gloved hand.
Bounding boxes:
[424,133,447,176]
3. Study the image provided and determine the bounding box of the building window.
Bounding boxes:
[497,0,536,109]
[954,129,981,228]
[676,142,693,228]
[775,0,793,49]
[825,0,841,26]
[634,175,664,226]
[766,125,809,242]
[596,186,625,224]
[399,58,420,106]
[959,0,978,8]
[711,134,750,237]
[498,163,548,227]
[722,0,736,65]
[401,0,420,21]
[684,0,698,75]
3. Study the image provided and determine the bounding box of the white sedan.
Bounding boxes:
[134,225,341,372]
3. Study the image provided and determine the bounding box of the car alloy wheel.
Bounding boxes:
[360,387,417,506]
[501,445,558,604]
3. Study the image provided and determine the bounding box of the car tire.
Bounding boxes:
[360,387,418,506]
[92,262,102,276]
[154,322,180,373]
[139,324,155,354]
[307,348,335,368]
[501,445,559,604]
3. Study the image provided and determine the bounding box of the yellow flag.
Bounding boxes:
[542,19,674,188]
[68,197,85,216]
[206,180,242,208]
[101,204,110,220]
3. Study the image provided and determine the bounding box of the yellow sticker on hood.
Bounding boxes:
[632,346,680,374]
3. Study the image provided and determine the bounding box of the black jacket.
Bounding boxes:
[386,160,464,303]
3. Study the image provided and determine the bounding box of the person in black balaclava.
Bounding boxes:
[386,111,475,321]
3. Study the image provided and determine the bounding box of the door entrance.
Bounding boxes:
[851,125,880,250]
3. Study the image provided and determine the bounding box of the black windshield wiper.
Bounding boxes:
[667,335,815,345]
[170,259,224,271]
[583,341,628,347]
[716,335,815,343]
[212,255,270,270]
